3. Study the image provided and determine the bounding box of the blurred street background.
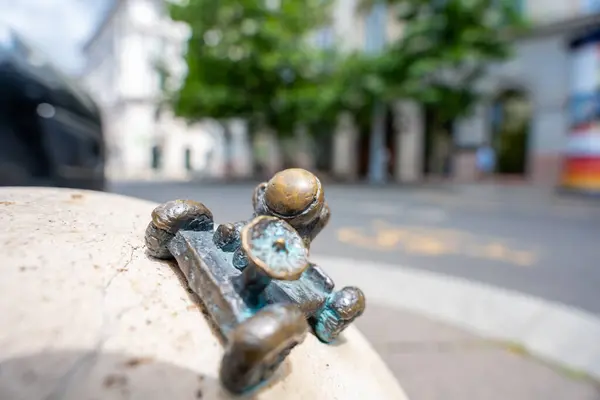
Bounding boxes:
[2,0,600,399]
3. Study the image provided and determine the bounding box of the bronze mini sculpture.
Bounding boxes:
[144,168,366,394]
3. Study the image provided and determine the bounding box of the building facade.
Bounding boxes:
[328,0,600,188]
[454,1,600,187]
[327,0,423,183]
[80,0,223,181]
[81,0,600,187]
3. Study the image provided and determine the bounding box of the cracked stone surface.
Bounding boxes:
[0,187,407,400]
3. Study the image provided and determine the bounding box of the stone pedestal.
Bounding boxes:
[0,188,408,400]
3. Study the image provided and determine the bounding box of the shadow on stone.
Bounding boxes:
[0,350,256,399]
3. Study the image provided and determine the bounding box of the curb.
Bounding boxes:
[312,255,600,380]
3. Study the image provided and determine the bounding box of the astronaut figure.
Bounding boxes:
[252,168,331,250]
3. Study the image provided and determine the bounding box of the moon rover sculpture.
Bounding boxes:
[144,168,366,394]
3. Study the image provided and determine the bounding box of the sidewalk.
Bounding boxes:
[315,254,600,398]
[357,304,600,400]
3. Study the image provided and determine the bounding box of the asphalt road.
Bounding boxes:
[110,181,600,316]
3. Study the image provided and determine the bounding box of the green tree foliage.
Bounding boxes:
[167,0,527,175]
[356,0,528,121]
[168,0,337,138]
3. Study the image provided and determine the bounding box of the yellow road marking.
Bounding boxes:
[337,228,397,251]
[336,221,539,267]
[403,234,459,256]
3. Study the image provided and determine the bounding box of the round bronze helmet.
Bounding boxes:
[263,168,324,223]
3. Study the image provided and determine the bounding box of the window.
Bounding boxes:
[364,3,387,54]
[265,0,281,11]
[315,26,334,49]
[184,147,192,171]
[514,0,525,14]
[493,0,525,16]
[582,0,600,14]
[151,145,162,170]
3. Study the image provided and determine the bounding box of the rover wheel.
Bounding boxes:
[313,286,366,343]
[219,304,308,394]
[145,199,213,259]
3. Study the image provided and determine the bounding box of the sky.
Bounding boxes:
[0,0,109,75]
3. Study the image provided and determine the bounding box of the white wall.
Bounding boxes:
[228,119,253,178]
[81,0,219,181]
[116,102,155,176]
[159,118,215,179]
[457,33,570,154]
[331,0,365,51]
[117,32,160,100]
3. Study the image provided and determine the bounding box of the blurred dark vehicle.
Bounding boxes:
[0,25,105,191]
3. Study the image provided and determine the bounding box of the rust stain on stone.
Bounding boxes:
[123,357,154,368]
[0,201,15,205]
[103,374,128,388]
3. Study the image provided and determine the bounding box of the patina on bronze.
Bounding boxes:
[144,168,366,395]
